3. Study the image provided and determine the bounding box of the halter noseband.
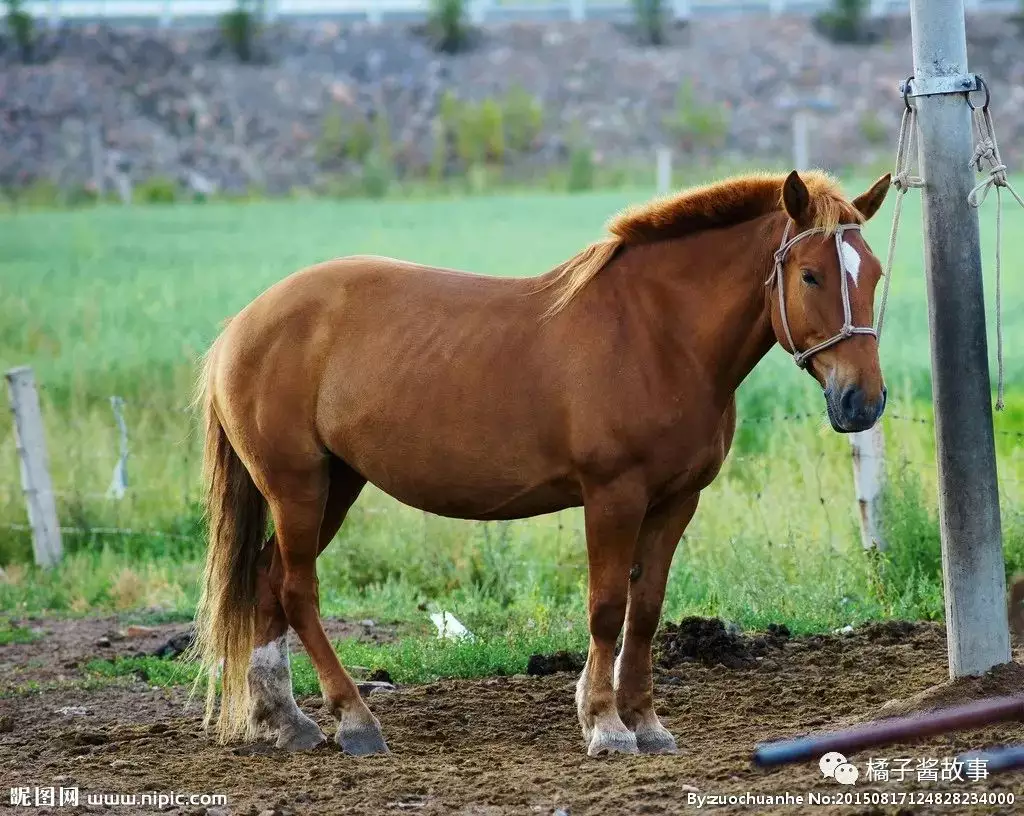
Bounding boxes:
[769,221,877,369]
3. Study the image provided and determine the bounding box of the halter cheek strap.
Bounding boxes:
[769,222,878,369]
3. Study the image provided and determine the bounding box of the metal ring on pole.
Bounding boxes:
[967,74,990,111]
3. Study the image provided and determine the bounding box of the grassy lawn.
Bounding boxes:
[2,175,1023,684]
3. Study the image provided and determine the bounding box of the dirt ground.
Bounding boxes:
[3,616,1024,816]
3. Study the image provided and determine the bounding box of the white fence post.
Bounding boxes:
[5,367,62,569]
[849,426,886,551]
[655,146,672,195]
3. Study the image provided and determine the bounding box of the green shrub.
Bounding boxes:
[632,0,666,46]
[220,0,261,62]
[429,119,448,183]
[372,108,394,165]
[4,0,33,63]
[18,178,60,209]
[137,176,178,204]
[503,86,543,153]
[814,0,877,44]
[858,110,888,146]
[361,150,393,199]
[566,144,595,193]
[455,103,486,169]
[318,106,376,167]
[427,0,469,54]
[663,80,730,152]
[478,98,505,163]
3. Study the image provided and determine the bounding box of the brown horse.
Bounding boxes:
[191,170,891,758]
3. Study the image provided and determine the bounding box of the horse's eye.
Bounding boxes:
[801,269,819,286]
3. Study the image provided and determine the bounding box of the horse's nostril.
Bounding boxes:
[840,386,860,418]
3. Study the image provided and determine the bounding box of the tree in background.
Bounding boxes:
[633,0,666,46]
[815,0,877,44]
[4,0,34,63]
[427,0,470,54]
[221,0,264,62]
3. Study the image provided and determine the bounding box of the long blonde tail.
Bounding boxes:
[187,341,268,743]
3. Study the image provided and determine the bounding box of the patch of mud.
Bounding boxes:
[868,660,1024,721]
[655,616,790,670]
[3,616,1024,815]
[526,650,585,677]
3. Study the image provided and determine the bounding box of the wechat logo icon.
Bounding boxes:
[820,752,859,785]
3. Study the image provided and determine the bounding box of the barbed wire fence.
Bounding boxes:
[4,363,1023,574]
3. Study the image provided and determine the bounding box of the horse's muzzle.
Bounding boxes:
[826,384,887,433]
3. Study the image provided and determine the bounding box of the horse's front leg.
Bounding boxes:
[614,492,699,754]
[576,479,648,756]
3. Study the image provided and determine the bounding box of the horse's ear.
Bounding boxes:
[782,170,810,222]
[852,173,892,221]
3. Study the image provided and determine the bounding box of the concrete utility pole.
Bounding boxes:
[907,0,1010,677]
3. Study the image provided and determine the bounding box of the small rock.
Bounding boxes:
[95,637,112,648]
[53,775,74,785]
[123,624,159,638]
[110,759,138,770]
[680,784,700,793]
[357,681,396,697]
[0,714,13,732]
[259,809,283,816]
[56,706,89,717]
[358,619,376,628]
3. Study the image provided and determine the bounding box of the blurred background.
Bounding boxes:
[2,0,1024,681]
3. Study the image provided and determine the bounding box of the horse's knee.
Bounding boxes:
[589,596,628,643]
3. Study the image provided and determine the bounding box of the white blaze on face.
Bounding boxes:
[841,240,862,287]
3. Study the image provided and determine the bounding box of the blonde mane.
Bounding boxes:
[541,171,861,317]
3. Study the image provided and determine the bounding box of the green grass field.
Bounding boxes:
[2,175,1024,682]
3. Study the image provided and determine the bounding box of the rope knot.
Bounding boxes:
[970,138,997,171]
[892,170,924,193]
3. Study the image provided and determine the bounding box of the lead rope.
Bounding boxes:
[967,100,1024,411]
[878,103,924,342]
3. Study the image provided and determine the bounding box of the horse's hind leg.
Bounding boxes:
[614,491,699,754]
[247,462,367,751]
[266,462,387,756]
[247,541,326,751]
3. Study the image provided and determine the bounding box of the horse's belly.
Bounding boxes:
[357,463,581,521]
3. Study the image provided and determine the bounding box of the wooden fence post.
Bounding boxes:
[849,425,885,551]
[5,367,62,568]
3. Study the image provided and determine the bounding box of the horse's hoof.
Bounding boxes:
[636,726,678,755]
[336,722,390,756]
[276,713,327,752]
[587,728,639,757]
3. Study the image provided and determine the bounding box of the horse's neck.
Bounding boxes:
[612,215,782,401]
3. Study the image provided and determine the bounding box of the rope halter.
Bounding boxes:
[769,221,877,370]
